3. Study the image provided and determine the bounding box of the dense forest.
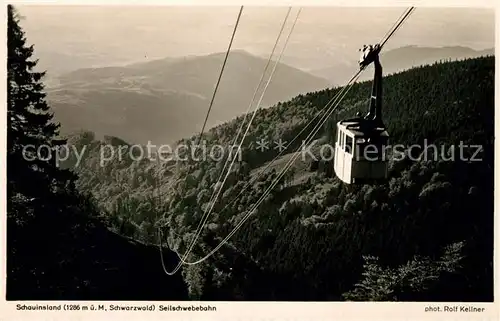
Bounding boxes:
[66,55,494,300]
[7,4,494,301]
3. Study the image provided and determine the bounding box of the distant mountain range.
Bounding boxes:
[309,46,494,85]
[47,50,329,145]
[47,46,494,145]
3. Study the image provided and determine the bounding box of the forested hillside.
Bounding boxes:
[67,55,494,301]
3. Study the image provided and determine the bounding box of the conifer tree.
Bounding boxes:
[7,5,98,298]
[7,4,76,225]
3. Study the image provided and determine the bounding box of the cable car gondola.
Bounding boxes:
[334,44,389,184]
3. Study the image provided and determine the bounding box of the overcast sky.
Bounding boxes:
[16,6,495,73]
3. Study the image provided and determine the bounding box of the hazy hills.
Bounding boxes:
[47,50,329,145]
[47,46,494,145]
[309,46,494,85]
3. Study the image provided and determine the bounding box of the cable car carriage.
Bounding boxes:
[334,44,389,184]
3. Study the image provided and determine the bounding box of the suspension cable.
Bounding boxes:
[203,6,293,235]
[209,73,360,218]
[181,72,362,265]
[160,6,415,271]
[156,6,243,275]
[144,7,415,209]
[378,7,411,46]
[174,7,295,270]
[159,7,297,275]
[181,7,302,262]
[204,6,416,234]
[178,6,416,266]
[194,6,244,150]
[379,7,415,49]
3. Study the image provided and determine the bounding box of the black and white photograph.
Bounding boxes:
[4,1,496,312]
